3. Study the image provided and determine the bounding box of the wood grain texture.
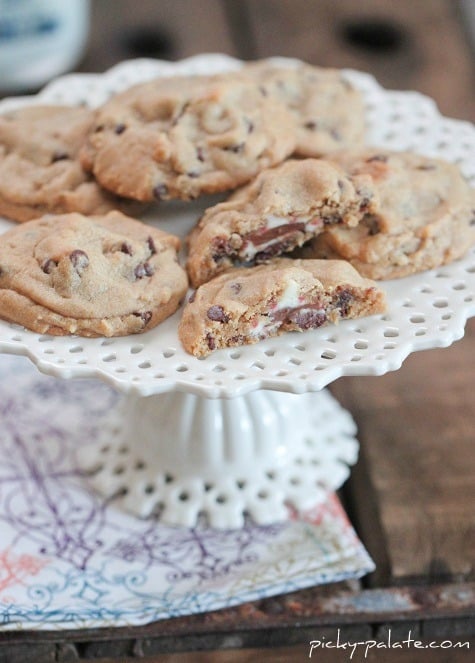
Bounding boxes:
[0,1,474,659]
[80,0,235,72]
[152,641,475,662]
[332,318,475,586]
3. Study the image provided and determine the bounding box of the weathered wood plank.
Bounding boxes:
[2,582,474,647]
[333,318,475,585]
[1,1,474,660]
[158,639,475,662]
[80,0,235,72]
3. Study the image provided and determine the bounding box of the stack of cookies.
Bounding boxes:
[0,60,473,354]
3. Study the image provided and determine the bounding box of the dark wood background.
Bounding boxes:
[1,1,474,661]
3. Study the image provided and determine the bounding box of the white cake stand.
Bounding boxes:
[1,55,474,528]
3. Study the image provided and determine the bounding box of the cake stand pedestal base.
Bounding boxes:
[78,389,359,528]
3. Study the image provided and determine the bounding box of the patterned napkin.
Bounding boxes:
[0,354,373,630]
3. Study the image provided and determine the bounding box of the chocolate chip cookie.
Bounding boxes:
[0,211,188,336]
[80,72,296,202]
[0,105,120,223]
[246,60,366,156]
[186,158,377,288]
[300,150,475,279]
[179,258,386,356]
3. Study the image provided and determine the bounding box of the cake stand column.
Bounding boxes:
[78,389,359,528]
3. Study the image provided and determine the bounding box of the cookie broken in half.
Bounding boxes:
[179,258,386,356]
[186,158,377,287]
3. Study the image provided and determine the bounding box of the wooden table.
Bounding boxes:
[0,1,474,661]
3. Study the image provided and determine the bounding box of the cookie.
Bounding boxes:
[80,72,296,202]
[246,61,366,156]
[0,105,121,223]
[0,211,188,337]
[186,158,377,288]
[179,258,386,357]
[299,150,475,279]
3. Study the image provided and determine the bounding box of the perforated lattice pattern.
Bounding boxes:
[0,55,474,397]
[78,390,359,528]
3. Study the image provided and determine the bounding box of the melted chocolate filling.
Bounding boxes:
[268,289,354,330]
[243,223,308,263]
[244,222,306,247]
[211,224,308,266]
[269,302,327,329]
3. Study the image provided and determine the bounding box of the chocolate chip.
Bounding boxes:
[170,101,189,126]
[94,124,104,133]
[51,151,69,163]
[188,291,196,303]
[366,154,388,163]
[363,215,381,235]
[290,309,327,330]
[121,242,133,255]
[41,258,57,274]
[147,236,157,255]
[322,213,343,225]
[416,163,436,171]
[359,197,371,212]
[153,184,169,200]
[207,305,229,322]
[212,253,226,264]
[335,289,353,317]
[229,282,242,294]
[187,171,200,178]
[206,333,216,350]
[211,237,232,263]
[114,123,127,134]
[134,262,155,279]
[133,310,153,325]
[196,147,205,162]
[304,120,318,130]
[245,118,254,133]
[69,250,89,274]
[223,143,244,154]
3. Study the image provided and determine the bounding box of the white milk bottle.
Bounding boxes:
[0,0,90,93]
